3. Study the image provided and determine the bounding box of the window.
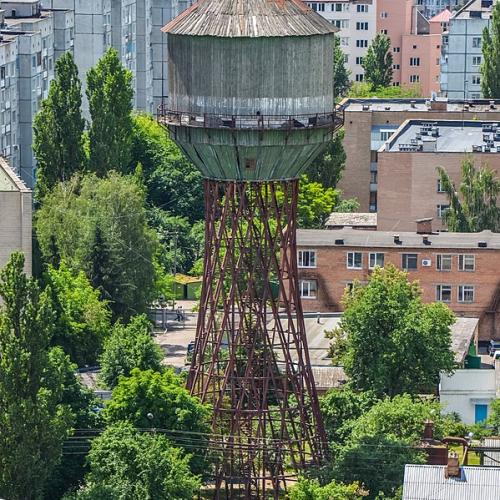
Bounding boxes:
[298,250,316,268]
[402,253,418,270]
[356,56,364,65]
[437,254,452,271]
[355,74,364,82]
[472,37,482,48]
[412,45,417,49]
[369,253,384,269]
[380,29,388,35]
[356,22,369,30]
[409,75,420,83]
[437,179,445,193]
[458,254,475,272]
[472,56,481,66]
[380,129,394,141]
[410,57,420,66]
[436,284,452,302]
[472,75,481,85]
[340,37,349,47]
[393,47,400,53]
[380,11,388,18]
[300,280,317,299]
[458,285,475,303]
[334,19,349,29]
[357,4,368,12]
[437,204,450,219]
[356,39,368,48]
[393,64,400,70]
[370,171,377,183]
[347,252,363,269]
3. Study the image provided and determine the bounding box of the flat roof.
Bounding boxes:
[341,98,500,114]
[326,212,377,227]
[383,119,500,153]
[297,228,500,250]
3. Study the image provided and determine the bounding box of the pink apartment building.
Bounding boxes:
[378,1,451,96]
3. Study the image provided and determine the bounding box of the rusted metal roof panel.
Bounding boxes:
[162,0,337,37]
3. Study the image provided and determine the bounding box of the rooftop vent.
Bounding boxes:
[393,234,401,244]
[362,104,371,111]
[410,100,417,108]
[385,106,391,111]
[490,100,497,110]
[478,241,487,248]
[445,452,461,478]
[335,239,344,245]
[423,235,431,245]
[472,145,482,152]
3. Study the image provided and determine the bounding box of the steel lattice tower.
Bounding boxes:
[159,0,342,496]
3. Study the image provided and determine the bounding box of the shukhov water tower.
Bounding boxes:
[160,0,340,496]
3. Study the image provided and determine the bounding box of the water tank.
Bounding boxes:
[161,0,338,181]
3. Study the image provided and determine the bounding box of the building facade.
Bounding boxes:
[306,0,377,83]
[416,0,463,18]
[440,0,496,99]
[338,97,500,213]
[296,227,500,340]
[377,118,500,231]
[0,157,32,274]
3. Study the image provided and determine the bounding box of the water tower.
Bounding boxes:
[160,0,340,496]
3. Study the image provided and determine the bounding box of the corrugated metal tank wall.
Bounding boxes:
[168,33,334,116]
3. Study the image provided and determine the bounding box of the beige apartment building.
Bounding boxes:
[0,157,32,274]
[377,119,500,231]
[296,225,500,340]
[338,98,500,213]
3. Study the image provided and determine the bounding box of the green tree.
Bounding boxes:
[0,253,73,500]
[289,478,367,500]
[306,129,346,188]
[334,36,351,98]
[297,175,339,228]
[104,368,210,475]
[481,1,500,98]
[361,34,393,90]
[437,157,500,232]
[73,422,200,499]
[46,262,111,366]
[33,52,85,199]
[131,114,204,222]
[87,48,134,176]
[36,172,158,319]
[99,315,163,388]
[488,398,500,434]
[348,82,421,98]
[340,265,455,397]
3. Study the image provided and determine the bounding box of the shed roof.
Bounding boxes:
[162,0,337,38]
[326,212,377,228]
[402,464,500,500]
[0,157,30,192]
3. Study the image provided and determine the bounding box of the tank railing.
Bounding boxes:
[157,104,343,131]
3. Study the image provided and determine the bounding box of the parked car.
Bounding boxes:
[493,351,500,360]
[488,340,500,356]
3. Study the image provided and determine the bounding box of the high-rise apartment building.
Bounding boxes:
[305,1,377,83]
[416,0,463,18]
[440,0,496,99]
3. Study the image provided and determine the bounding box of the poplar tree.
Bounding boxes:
[334,36,350,98]
[481,1,500,98]
[87,48,134,176]
[33,52,85,200]
[0,253,72,500]
[362,33,393,90]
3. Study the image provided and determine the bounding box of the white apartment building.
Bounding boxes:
[416,0,463,18]
[306,0,377,83]
[440,0,496,99]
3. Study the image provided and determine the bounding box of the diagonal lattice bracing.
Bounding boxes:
[189,179,326,498]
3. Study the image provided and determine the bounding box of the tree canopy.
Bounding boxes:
[362,34,393,89]
[289,478,367,500]
[72,422,200,499]
[339,265,455,397]
[334,36,351,99]
[99,315,163,389]
[33,52,86,200]
[0,253,73,500]
[348,82,421,98]
[437,157,500,232]
[35,172,158,318]
[481,1,500,98]
[87,49,134,176]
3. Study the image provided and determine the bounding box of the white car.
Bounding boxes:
[493,350,500,360]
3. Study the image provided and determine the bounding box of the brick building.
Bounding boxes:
[338,97,500,213]
[296,226,500,340]
[377,118,500,231]
[0,157,31,274]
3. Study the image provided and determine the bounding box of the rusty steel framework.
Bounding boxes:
[189,179,327,498]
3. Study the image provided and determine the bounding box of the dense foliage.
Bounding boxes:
[362,34,393,89]
[334,36,351,98]
[437,157,500,232]
[481,1,500,98]
[339,265,456,397]
[99,315,163,388]
[348,82,422,98]
[289,478,367,500]
[36,173,158,318]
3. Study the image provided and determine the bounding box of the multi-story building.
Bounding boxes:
[305,0,377,83]
[0,156,32,274]
[0,15,19,172]
[44,7,74,60]
[378,0,450,96]
[416,0,463,18]
[377,118,500,231]
[296,225,500,340]
[440,0,496,99]
[337,97,500,213]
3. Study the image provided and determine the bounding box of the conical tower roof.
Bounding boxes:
[162,0,337,38]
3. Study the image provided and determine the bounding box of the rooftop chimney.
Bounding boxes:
[416,217,433,234]
[445,452,461,478]
[423,420,434,440]
[430,98,447,111]
[393,234,401,244]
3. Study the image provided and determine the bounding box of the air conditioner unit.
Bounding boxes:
[422,259,432,267]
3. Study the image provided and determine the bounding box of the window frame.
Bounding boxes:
[458,254,475,272]
[436,284,452,302]
[436,254,452,272]
[402,253,418,271]
[298,249,317,269]
[458,285,475,303]
[299,279,317,299]
[347,252,363,270]
[369,252,384,269]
